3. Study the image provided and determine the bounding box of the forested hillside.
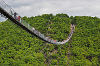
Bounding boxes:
[0,14,100,66]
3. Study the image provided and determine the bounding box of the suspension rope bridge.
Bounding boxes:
[0,0,75,45]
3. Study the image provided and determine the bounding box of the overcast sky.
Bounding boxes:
[0,0,100,21]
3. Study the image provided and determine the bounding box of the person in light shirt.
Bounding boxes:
[32,27,35,30]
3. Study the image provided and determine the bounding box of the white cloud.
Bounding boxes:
[1,0,100,17]
[0,17,6,22]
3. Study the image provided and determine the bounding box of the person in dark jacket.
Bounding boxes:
[14,12,17,19]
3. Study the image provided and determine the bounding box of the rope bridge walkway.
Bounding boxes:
[0,0,75,45]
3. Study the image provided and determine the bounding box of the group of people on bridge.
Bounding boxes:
[14,12,21,22]
[12,12,75,44]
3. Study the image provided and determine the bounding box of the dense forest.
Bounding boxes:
[0,14,100,66]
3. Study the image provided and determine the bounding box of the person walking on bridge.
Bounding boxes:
[18,16,21,22]
[14,12,17,19]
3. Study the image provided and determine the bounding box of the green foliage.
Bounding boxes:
[56,13,69,18]
[0,14,100,66]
